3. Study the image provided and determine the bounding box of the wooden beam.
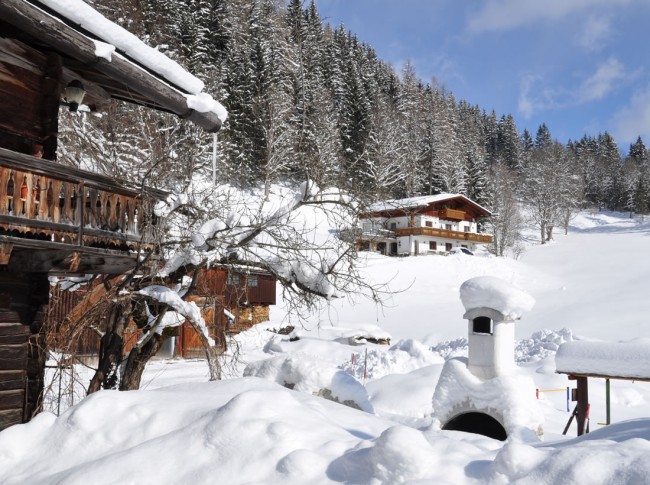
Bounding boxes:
[576,376,589,436]
[563,372,650,383]
[0,244,13,265]
[1,0,223,133]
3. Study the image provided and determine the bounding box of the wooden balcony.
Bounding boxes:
[0,147,167,273]
[438,208,466,221]
[394,226,493,244]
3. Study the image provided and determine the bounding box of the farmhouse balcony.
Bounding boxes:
[436,208,466,221]
[395,226,493,244]
[0,147,167,273]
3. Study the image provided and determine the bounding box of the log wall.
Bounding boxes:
[0,272,48,432]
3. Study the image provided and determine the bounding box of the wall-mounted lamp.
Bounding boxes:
[63,80,86,112]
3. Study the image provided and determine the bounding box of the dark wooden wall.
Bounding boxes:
[195,268,276,306]
[0,271,49,431]
[0,35,60,159]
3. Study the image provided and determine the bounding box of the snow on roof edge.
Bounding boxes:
[365,193,491,215]
[38,0,228,124]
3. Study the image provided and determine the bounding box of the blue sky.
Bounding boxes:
[314,0,650,151]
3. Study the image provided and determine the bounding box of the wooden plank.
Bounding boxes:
[0,343,28,369]
[0,389,24,410]
[0,370,26,391]
[564,372,650,383]
[0,408,24,430]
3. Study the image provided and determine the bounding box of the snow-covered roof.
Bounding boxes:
[365,194,491,216]
[460,276,535,321]
[8,0,227,129]
[556,339,650,380]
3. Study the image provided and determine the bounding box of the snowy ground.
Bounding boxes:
[2,211,650,484]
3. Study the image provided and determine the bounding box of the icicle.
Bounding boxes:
[212,132,218,187]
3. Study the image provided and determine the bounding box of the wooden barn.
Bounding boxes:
[0,0,224,430]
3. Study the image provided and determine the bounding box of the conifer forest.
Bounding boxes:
[61,0,650,251]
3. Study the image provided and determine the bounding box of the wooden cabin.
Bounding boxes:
[0,0,225,430]
[176,267,277,357]
[47,267,277,359]
[358,194,492,256]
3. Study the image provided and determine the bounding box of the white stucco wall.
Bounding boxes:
[467,320,516,379]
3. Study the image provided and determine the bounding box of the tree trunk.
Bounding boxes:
[546,225,554,242]
[187,319,221,381]
[88,299,130,394]
[119,333,164,391]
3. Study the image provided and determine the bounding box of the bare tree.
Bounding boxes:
[487,165,524,257]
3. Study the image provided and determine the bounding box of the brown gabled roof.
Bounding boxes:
[361,194,491,219]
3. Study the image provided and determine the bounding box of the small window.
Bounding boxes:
[445,224,452,231]
[464,226,470,232]
[429,241,437,250]
[445,243,452,251]
[473,316,493,335]
[390,222,397,230]
[248,275,258,287]
[425,221,433,227]
[226,273,240,286]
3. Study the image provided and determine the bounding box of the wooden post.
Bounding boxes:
[605,378,611,425]
[576,376,589,436]
[77,181,84,245]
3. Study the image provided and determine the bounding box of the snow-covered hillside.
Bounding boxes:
[2,211,650,484]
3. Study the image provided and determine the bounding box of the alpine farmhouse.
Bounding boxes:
[358,194,493,256]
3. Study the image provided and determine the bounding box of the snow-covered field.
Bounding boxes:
[2,211,650,484]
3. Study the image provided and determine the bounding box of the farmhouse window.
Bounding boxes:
[390,222,397,230]
[429,241,437,250]
[248,275,258,287]
[226,273,240,286]
[425,221,433,227]
[445,224,452,231]
[445,243,452,251]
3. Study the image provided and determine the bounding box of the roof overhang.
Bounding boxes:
[1,0,224,132]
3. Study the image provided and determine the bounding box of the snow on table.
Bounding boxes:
[555,339,650,380]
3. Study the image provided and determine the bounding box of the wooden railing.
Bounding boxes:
[394,226,493,243]
[438,208,466,221]
[0,147,166,251]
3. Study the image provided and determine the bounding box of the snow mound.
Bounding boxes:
[460,276,535,320]
[340,339,443,381]
[243,355,374,413]
[515,328,574,363]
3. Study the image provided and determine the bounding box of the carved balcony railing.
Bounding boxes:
[0,147,167,252]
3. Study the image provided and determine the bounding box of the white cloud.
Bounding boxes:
[517,74,565,119]
[579,57,627,103]
[518,74,538,119]
[576,15,612,51]
[467,0,632,34]
[612,85,650,144]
